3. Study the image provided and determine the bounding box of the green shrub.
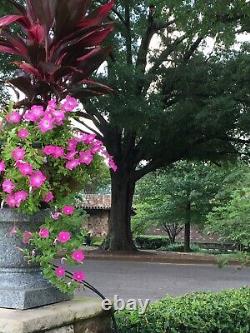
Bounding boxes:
[116,288,250,333]
[135,235,170,250]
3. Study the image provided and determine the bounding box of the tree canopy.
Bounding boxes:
[206,164,250,248]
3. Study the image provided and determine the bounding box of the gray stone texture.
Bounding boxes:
[0,298,112,333]
[0,209,71,309]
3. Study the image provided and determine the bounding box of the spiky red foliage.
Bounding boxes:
[0,0,114,103]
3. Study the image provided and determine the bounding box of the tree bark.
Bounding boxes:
[105,170,137,252]
[184,202,191,252]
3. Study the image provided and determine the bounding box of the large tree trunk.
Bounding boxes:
[105,170,137,252]
[184,202,191,252]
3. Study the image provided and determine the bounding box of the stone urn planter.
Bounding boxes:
[0,209,71,310]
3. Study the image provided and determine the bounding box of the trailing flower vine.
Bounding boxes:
[0,96,117,292]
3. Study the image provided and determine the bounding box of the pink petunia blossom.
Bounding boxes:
[79,151,93,165]
[72,271,86,282]
[91,142,102,154]
[17,128,29,140]
[81,133,96,145]
[38,115,54,133]
[108,159,118,172]
[65,151,77,160]
[16,161,33,176]
[22,231,33,244]
[62,96,78,112]
[55,266,65,278]
[29,171,46,188]
[67,138,78,151]
[71,249,85,263]
[53,146,64,158]
[48,99,57,109]
[43,145,55,156]
[43,145,64,158]
[0,160,6,173]
[6,111,21,124]
[6,194,16,207]
[51,211,61,220]
[2,179,15,193]
[39,228,50,239]
[52,110,65,125]
[24,106,44,122]
[14,190,28,206]
[12,147,25,161]
[43,191,54,203]
[57,231,71,244]
[65,159,80,170]
[62,205,75,215]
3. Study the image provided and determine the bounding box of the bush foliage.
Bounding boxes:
[116,288,250,333]
[135,235,170,250]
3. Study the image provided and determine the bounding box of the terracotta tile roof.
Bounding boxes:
[77,194,111,210]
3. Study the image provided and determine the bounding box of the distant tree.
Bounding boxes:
[206,165,250,248]
[134,162,228,251]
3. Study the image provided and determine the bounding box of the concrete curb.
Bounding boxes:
[85,251,243,266]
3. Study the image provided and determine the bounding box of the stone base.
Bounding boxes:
[0,269,71,310]
[0,297,112,333]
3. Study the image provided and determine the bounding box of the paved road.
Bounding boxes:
[76,260,250,301]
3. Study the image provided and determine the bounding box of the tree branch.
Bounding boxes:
[124,3,133,65]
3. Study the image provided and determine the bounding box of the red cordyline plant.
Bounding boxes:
[0,0,114,104]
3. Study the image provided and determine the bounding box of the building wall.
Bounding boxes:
[85,210,109,236]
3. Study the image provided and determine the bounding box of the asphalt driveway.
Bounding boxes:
[76,260,250,301]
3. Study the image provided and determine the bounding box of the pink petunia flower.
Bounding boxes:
[51,211,61,220]
[43,191,54,203]
[6,194,16,207]
[55,266,65,278]
[65,151,77,160]
[39,228,50,239]
[91,142,102,154]
[109,159,118,172]
[57,231,71,244]
[16,161,33,176]
[48,99,57,109]
[12,147,25,161]
[62,205,75,215]
[72,271,86,282]
[67,138,78,151]
[38,115,54,133]
[71,249,85,263]
[79,151,93,165]
[22,231,33,244]
[14,190,28,207]
[2,179,15,193]
[29,171,46,188]
[24,105,44,122]
[62,96,78,112]
[81,133,96,145]
[65,159,80,170]
[0,160,6,173]
[43,145,64,158]
[6,111,21,124]
[52,110,65,125]
[17,128,29,140]
[52,146,64,158]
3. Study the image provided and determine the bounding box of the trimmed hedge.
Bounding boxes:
[135,235,170,250]
[116,288,250,333]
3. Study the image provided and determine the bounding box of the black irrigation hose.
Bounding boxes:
[52,264,119,333]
